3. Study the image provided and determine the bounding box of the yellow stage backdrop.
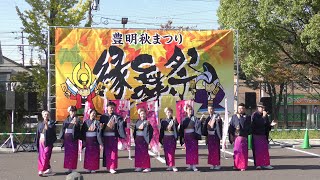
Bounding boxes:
[55,28,234,121]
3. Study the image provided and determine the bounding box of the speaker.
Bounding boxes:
[260,97,272,113]
[245,92,256,109]
[24,92,37,111]
[5,91,15,110]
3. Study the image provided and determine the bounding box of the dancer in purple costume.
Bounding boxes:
[251,102,277,170]
[201,104,222,170]
[81,109,102,173]
[58,106,81,173]
[100,102,127,174]
[179,104,202,172]
[133,108,154,173]
[159,107,179,172]
[229,103,251,171]
[36,110,57,176]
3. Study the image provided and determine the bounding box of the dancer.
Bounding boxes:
[251,102,276,170]
[159,107,179,172]
[202,104,222,170]
[100,102,127,174]
[58,106,81,173]
[133,108,154,173]
[179,104,202,171]
[36,110,57,176]
[81,109,102,173]
[228,103,251,171]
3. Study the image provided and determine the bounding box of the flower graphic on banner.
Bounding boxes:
[176,100,194,123]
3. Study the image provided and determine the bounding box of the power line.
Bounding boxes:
[92,15,219,28]
[0,31,24,34]
[1,44,32,46]
[94,9,216,20]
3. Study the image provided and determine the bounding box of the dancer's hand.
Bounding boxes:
[124,115,129,122]
[44,119,48,130]
[100,123,104,128]
[88,123,95,131]
[236,113,240,119]
[138,122,144,130]
[262,111,268,117]
[71,117,77,124]
[200,114,205,121]
[107,118,115,128]
[167,120,173,130]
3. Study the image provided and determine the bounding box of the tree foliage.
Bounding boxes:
[10,67,45,107]
[219,0,319,73]
[16,0,91,54]
[218,0,320,126]
[14,0,91,112]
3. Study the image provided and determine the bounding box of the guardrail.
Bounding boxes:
[0,132,36,135]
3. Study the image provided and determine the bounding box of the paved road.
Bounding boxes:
[1,144,320,180]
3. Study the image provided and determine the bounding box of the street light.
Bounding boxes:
[91,0,100,10]
[122,17,128,29]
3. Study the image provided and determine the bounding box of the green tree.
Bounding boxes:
[15,0,91,110]
[10,65,47,95]
[16,0,91,56]
[0,67,48,133]
[218,0,320,127]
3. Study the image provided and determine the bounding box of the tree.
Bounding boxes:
[15,0,91,110]
[218,0,320,127]
[16,0,91,56]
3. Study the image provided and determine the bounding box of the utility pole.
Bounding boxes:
[284,82,288,128]
[21,30,25,66]
[30,47,34,65]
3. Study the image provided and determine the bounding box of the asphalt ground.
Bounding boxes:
[1,143,320,180]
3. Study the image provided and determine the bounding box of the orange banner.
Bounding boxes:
[55,28,234,120]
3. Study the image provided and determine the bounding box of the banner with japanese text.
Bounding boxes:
[56,28,234,120]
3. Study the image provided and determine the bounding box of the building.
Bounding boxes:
[236,77,320,129]
[0,43,32,91]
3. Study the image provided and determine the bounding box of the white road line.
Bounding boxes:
[221,149,254,163]
[148,150,166,164]
[285,147,320,158]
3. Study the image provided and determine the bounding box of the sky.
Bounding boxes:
[0,0,220,65]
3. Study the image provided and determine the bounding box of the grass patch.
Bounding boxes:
[270,129,320,139]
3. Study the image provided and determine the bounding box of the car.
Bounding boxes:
[23,115,39,129]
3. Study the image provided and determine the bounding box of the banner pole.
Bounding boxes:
[47,27,51,111]
[128,100,132,160]
[128,149,132,160]
[235,29,239,106]
[222,98,229,159]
